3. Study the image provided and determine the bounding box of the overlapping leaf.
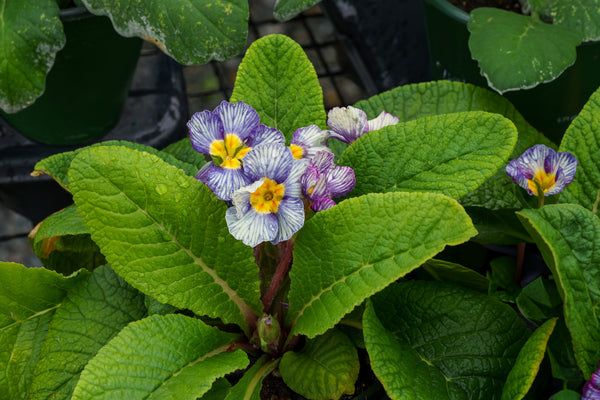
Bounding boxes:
[354,80,554,209]
[72,314,249,400]
[518,204,600,379]
[468,8,581,93]
[230,34,326,141]
[0,0,65,112]
[68,146,261,333]
[528,0,600,41]
[0,262,88,399]
[280,329,359,400]
[273,0,321,21]
[338,111,517,199]
[224,356,278,400]
[287,192,477,338]
[363,281,530,400]
[80,0,248,64]
[559,85,600,210]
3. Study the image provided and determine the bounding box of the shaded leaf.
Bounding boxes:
[273,0,321,21]
[224,356,278,400]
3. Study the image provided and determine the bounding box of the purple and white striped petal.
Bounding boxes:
[310,175,330,200]
[301,163,320,199]
[230,179,265,217]
[188,110,225,154]
[272,198,305,244]
[226,207,278,247]
[291,125,331,159]
[583,362,600,400]
[243,144,294,183]
[214,101,260,141]
[247,124,285,148]
[518,144,552,180]
[282,158,309,198]
[199,165,251,201]
[327,106,368,144]
[311,198,336,212]
[555,151,577,185]
[506,159,531,194]
[367,111,399,132]
[312,151,335,175]
[327,166,355,198]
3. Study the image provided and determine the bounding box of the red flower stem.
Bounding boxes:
[262,240,294,313]
[515,242,525,285]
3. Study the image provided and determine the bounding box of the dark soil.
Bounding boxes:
[448,0,523,13]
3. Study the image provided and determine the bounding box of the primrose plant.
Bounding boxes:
[3,34,600,400]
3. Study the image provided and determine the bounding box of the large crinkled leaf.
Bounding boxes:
[72,314,249,400]
[354,80,554,209]
[559,86,600,210]
[273,0,321,21]
[501,318,557,400]
[0,0,65,112]
[280,329,359,400]
[338,111,517,199]
[31,205,105,275]
[79,0,247,64]
[224,355,278,400]
[363,281,530,400]
[68,146,261,333]
[230,34,326,141]
[517,204,600,379]
[527,0,600,42]
[287,192,477,338]
[467,8,581,93]
[33,140,200,191]
[0,262,88,400]
[162,137,208,172]
[29,265,147,400]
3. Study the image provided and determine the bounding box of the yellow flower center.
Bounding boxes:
[289,144,304,160]
[250,178,285,214]
[209,134,251,169]
[528,170,556,196]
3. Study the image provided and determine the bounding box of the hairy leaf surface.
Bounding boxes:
[287,192,477,338]
[69,146,261,332]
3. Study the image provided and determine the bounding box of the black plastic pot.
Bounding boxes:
[0,7,143,145]
[423,0,600,144]
[0,49,189,224]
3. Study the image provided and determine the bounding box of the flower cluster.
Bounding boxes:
[583,363,600,400]
[188,101,396,247]
[506,144,577,197]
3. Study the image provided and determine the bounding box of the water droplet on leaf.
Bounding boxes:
[155,184,168,195]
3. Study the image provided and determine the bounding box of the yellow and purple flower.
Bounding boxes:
[188,101,284,201]
[301,151,355,212]
[506,144,577,197]
[225,143,308,247]
[289,125,331,160]
[583,362,600,400]
[327,106,399,144]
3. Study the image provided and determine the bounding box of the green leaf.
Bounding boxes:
[0,0,65,112]
[559,86,600,210]
[72,314,249,400]
[501,318,557,400]
[33,140,200,191]
[419,259,489,293]
[467,8,581,93]
[287,191,477,339]
[547,319,584,389]
[363,281,530,400]
[162,137,208,172]
[465,207,532,245]
[550,389,583,400]
[488,256,521,303]
[280,329,359,400]
[517,204,600,379]
[69,146,261,333]
[201,379,232,400]
[516,276,562,324]
[230,34,326,141]
[273,0,321,21]
[31,205,105,275]
[29,265,147,400]
[528,0,600,41]
[79,0,247,64]
[354,80,555,209]
[224,355,278,400]
[0,262,88,399]
[338,111,517,199]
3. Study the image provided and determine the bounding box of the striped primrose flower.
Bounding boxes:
[506,144,577,197]
[289,125,331,160]
[225,143,308,247]
[327,106,399,144]
[301,151,355,212]
[583,362,600,400]
[188,101,284,201]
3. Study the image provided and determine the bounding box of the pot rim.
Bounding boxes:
[424,0,470,24]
